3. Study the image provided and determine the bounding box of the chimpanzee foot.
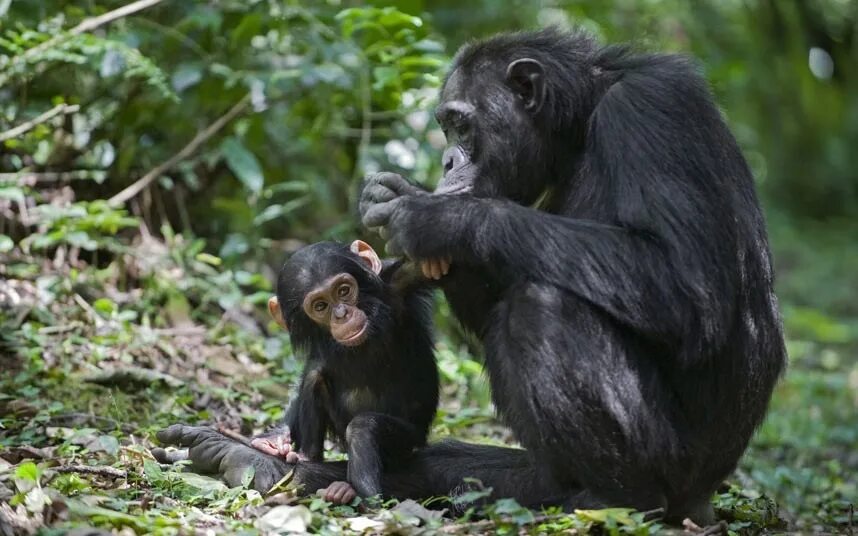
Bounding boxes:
[318,481,357,504]
[153,424,292,493]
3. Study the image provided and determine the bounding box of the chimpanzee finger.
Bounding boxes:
[363,182,399,204]
[151,447,189,464]
[320,481,356,504]
[362,198,401,229]
[250,437,289,457]
[373,172,421,196]
[431,259,443,280]
[156,424,225,448]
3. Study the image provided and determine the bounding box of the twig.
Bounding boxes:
[73,293,104,327]
[0,104,80,143]
[641,507,666,521]
[700,520,728,536]
[39,322,85,334]
[107,94,251,207]
[55,464,127,479]
[216,425,252,446]
[19,0,167,63]
[84,366,184,389]
[151,326,206,336]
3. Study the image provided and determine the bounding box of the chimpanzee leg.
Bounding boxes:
[154,425,568,506]
[345,412,422,497]
[483,283,686,512]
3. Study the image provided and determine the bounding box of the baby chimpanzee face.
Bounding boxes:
[268,240,389,347]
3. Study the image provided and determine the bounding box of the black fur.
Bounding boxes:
[156,29,786,521]
[270,242,438,498]
[359,28,786,518]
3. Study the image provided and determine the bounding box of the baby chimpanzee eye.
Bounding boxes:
[338,285,350,297]
[313,301,328,312]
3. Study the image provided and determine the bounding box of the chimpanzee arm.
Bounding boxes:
[251,366,328,460]
[294,369,330,461]
[362,185,724,348]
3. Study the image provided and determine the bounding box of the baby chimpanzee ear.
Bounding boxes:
[350,240,383,275]
[268,296,288,331]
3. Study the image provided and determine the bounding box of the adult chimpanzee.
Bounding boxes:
[251,240,438,503]
[155,28,785,522]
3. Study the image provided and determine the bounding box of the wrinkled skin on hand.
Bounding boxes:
[359,172,452,277]
[152,424,293,493]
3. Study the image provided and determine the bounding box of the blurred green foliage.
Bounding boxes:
[1,0,856,534]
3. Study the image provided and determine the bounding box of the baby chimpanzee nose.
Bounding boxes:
[334,303,348,320]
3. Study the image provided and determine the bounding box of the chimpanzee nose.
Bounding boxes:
[442,146,465,175]
[334,303,348,320]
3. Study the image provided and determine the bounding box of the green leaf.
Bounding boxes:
[575,508,636,525]
[98,435,120,456]
[372,66,399,91]
[0,234,13,253]
[142,459,164,484]
[195,252,222,266]
[92,298,116,315]
[15,462,40,482]
[221,137,264,194]
[240,466,255,488]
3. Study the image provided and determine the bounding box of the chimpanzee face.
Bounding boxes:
[300,271,367,346]
[268,241,389,348]
[434,57,549,205]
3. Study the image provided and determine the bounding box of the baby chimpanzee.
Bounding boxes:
[252,240,438,504]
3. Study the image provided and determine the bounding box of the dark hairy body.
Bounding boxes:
[156,29,786,522]
[253,241,439,502]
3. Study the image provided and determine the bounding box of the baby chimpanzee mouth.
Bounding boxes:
[339,323,368,347]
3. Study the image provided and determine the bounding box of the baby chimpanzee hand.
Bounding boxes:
[250,427,310,463]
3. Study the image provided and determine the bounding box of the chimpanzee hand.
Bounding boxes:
[152,424,292,493]
[249,426,307,463]
[359,172,426,217]
[360,172,465,276]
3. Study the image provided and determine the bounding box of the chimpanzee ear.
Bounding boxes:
[268,296,288,331]
[350,240,383,275]
[505,58,545,113]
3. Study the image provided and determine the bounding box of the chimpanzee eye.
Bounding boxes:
[313,300,327,312]
[338,285,350,297]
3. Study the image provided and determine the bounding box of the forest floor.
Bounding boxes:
[0,231,855,535]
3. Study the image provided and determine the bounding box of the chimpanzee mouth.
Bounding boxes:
[339,324,369,347]
[435,184,473,195]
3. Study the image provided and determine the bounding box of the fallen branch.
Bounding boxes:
[0,104,80,143]
[107,94,251,207]
[55,464,127,479]
[84,366,184,389]
[73,293,104,328]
